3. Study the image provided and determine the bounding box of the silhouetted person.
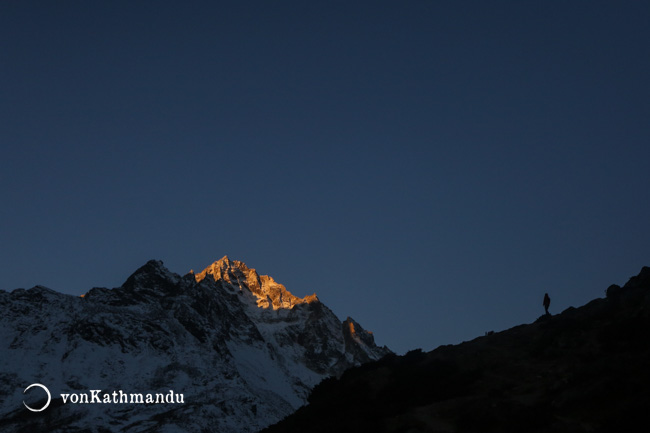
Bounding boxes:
[543,293,551,315]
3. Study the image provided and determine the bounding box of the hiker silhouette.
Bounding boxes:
[543,293,551,315]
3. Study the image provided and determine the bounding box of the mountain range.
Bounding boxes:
[0,256,390,433]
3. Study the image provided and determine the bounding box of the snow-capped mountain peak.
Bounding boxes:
[0,256,391,433]
[194,257,317,310]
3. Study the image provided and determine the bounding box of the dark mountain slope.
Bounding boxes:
[262,266,650,433]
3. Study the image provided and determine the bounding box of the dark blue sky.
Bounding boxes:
[1,1,649,354]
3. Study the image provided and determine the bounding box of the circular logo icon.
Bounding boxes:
[23,383,51,412]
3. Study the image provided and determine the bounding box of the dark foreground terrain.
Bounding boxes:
[262,266,650,433]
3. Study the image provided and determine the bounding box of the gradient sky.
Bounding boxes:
[1,1,649,354]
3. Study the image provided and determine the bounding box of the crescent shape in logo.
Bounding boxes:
[23,383,51,412]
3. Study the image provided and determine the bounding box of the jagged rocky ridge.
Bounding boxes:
[0,256,390,433]
[262,266,650,433]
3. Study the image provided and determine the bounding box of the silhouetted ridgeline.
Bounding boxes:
[261,266,650,433]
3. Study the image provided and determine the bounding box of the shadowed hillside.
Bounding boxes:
[262,266,650,433]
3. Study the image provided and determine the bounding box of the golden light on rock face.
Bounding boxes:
[348,321,356,336]
[193,256,320,310]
